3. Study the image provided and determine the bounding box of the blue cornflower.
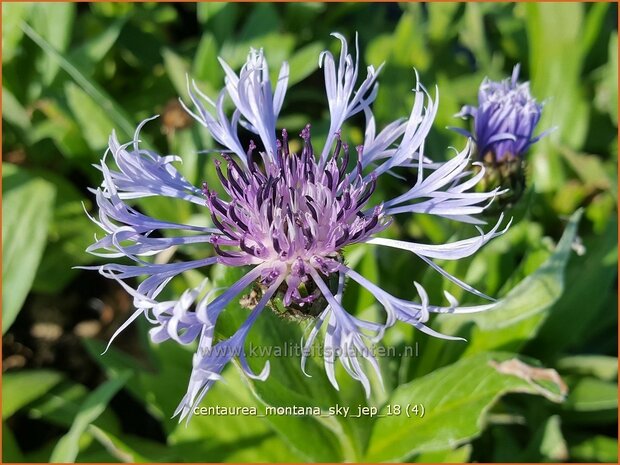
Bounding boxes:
[455,64,545,162]
[84,34,507,421]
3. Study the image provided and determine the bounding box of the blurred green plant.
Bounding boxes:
[2,2,617,463]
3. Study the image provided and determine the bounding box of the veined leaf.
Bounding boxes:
[365,353,565,461]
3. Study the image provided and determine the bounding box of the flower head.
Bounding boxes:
[455,64,544,162]
[85,34,507,422]
[202,125,388,312]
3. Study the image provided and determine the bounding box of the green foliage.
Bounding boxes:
[2,164,56,333]
[3,370,64,419]
[441,209,582,356]
[365,353,565,462]
[2,2,617,463]
[50,372,131,462]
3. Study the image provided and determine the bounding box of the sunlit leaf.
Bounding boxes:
[287,42,324,87]
[65,81,117,151]
[30,2,76,85]
[556,355,618,382]
[2,86,31,131]
[2,2,32,63]
[22,22,140,144]
[2,164,56,333]
[3,369,64,419]
[526,2,586,191]
[365,352,565,461]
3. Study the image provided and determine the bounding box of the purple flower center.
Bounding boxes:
[202,125,388,309]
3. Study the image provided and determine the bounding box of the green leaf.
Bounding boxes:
[50,372,131,463]
[2,369,64,419]
[242,320,349,461]
[196,3,239,45]
[427,3,461,43]
[526,2,586,191]
[28,100,91,162]
[564,377,617,412]
[31,170,100,293]
[412,444,472,463]
[570,435,618,462]
[532,214,617,358]
[69,19,125,71]
[598,32,618,125]
[83,277,306,464]
[537,415,568,461]
[2,164,56,333]
[287,42,324,87]
[81,339,144,392]
[86,320,303,463]
[2,422,23,462]
[138,195,193,229]
[208,264,349,462]
[580,2,611,59]
[2,2,32,62]
[170,363,303,463]
[2,86,30,131]
[30,3,76,85]
[162,47,191,99]
[65,81,116,151]
[556,355,618,382]
[560,147,614,191]
[21,22,141,144]
[192,33,223,90]
[220,33,295,72]
[88,425,177,463]
[392,7,430,70]
[439,209,581,354]
[196,2,229,24]
[459,4,491,69]
[27,380,121,434]
[343,244,379,315]
[607,32,618,125]
[239,4,280,43]
[476,210,580,330]
[364,353,565,462]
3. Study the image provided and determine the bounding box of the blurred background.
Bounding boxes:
[2,2,618,463]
